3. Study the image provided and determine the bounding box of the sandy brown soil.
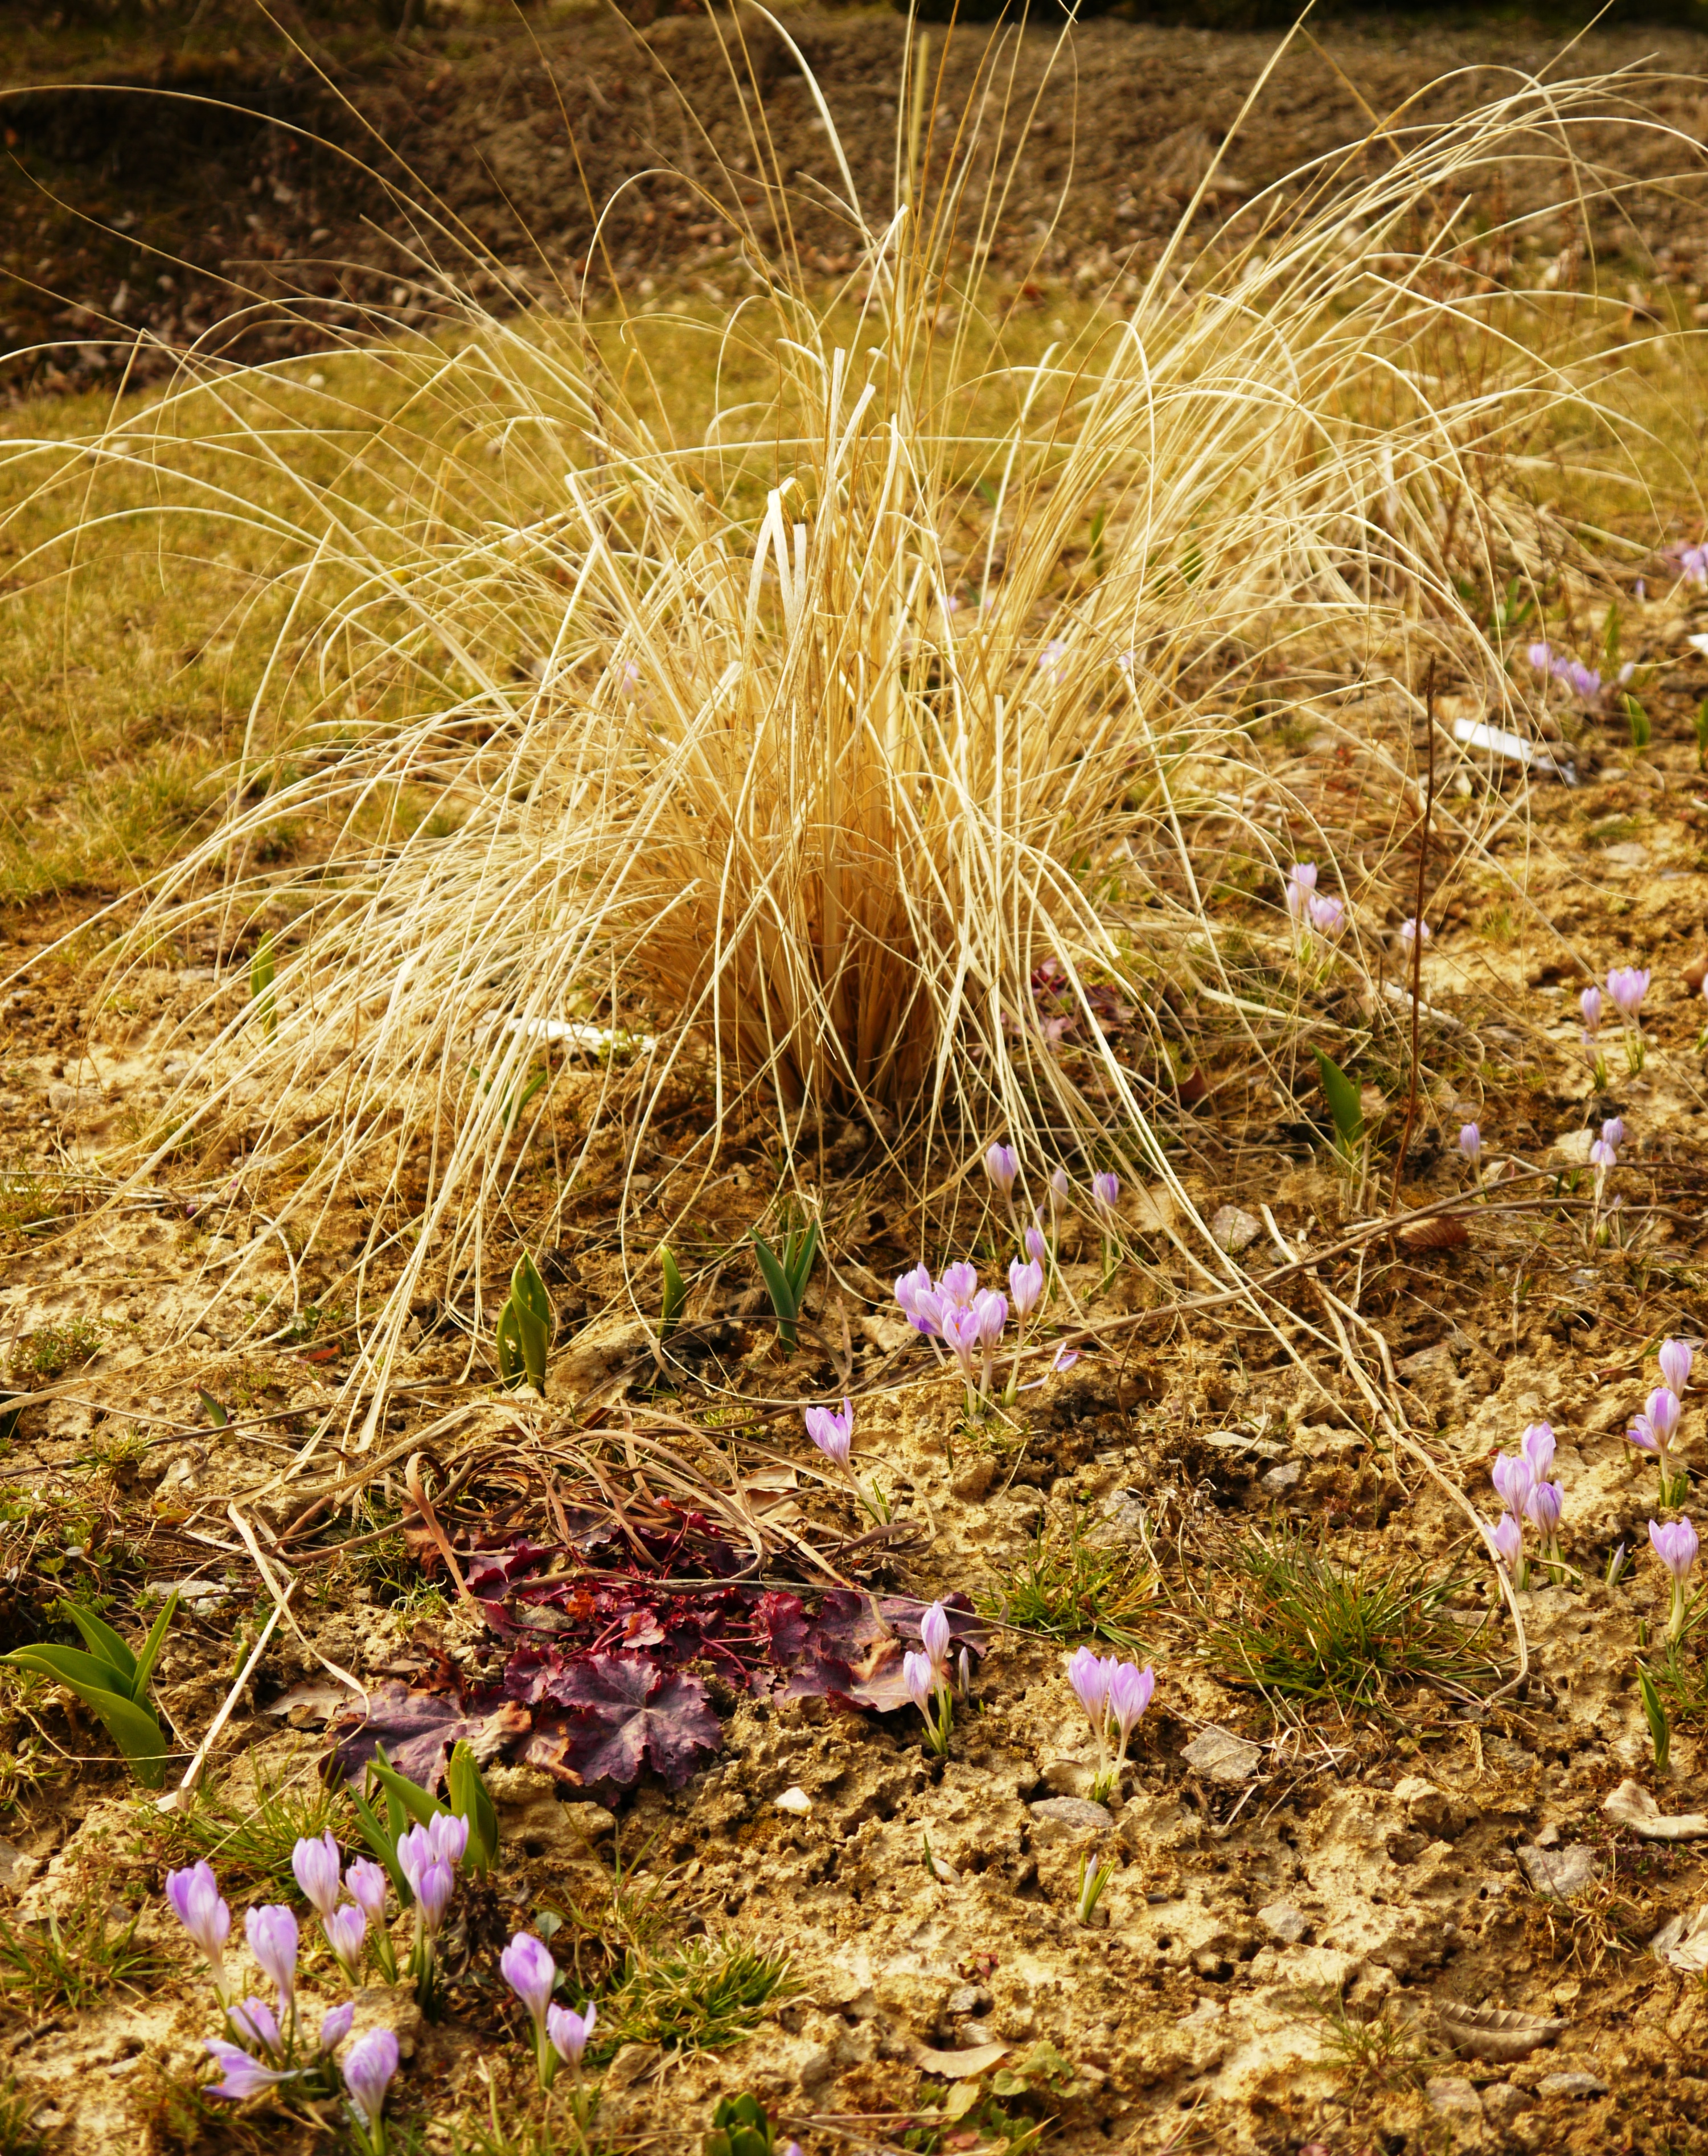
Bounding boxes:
[6,10,1708,392]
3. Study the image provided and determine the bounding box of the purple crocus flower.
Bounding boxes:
[425,1812,468,1870]
[1091,1171,1119,1214]
[1602,1116,1626,1148]
[1628,1412,1662,1458]
[1660,1338,1694,1398]
[1009,1256,1044,1316]
[902,1650,935,1716]
[1459,1123,1481,1165]
[318,2002,355,2054]
[919,1601,952,1678]
[1024,1218,1047,1267]
[895,1263,942,1338]
[1650,1516,1699,1641]
[1399,917,1430,948]
[1107,1662,1155,1744]
[245,1906,298,2017]
[229,1996,284,2061]
[1521,1422,1555,1479]
[502,1932,558,2027]
[547,1999,597,2069]
[1526,640,1554,674]
[1607,966,1650,1021]
[342,2027,400,2131]
[291,1831,343,1920]
[205,2038,291,2101]
[1306,892,1345,937]
[165,1861,232,2001]
[1491,1453,1534,1519]
[323,1903,367,1981]
[984,1143,1019,1197]
[804,1399,853,1468]
[1526,1480,1564,1549]
[1647,1387,1682,1447]
[344,1860,389,1927]
[1580,985,1602,1035]
[1284,862,1318,918]
[1489,1513,1523,1576]
[1066,1644,1112,1729]
[938,1260,979,1308]
[1681,543,1708,589]
[395,1825,438,1905]
[1562,659,1603,702]
[416,1860,454,1938]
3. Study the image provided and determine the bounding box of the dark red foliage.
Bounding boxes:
[330,1516,982,1799]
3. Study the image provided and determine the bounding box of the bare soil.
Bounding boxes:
[6,11,1708,391]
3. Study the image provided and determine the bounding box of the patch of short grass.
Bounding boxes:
[6,1317,102,1385]
[598,1934,796,2058]
[1204,1528,1498,1716]
[979,1513,1155,1656]
[0,1891,165,2012]
[165,1751,355,1899]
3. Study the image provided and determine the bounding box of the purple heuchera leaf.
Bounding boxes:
[544,1654,720,1789]
[331,1680,529,1789]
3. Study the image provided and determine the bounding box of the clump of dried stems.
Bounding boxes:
[11,25,1700,1406]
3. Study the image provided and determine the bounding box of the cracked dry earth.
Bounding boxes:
[7,679,1708,2146]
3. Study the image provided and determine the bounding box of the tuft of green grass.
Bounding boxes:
[0,1892,166,2013]
[1204,1529,1497,1715]
[0,2077,42,2156]
[1312,1994,1443,2100]
[599,1935,796,2058]
[980,1514,1155,1655]
[166,1753,355,1899]
[6,1320,103,1387]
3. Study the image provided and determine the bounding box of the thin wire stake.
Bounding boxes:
[1391,655,1437,1208]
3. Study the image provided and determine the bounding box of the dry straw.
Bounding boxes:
[11,23,1700,1423]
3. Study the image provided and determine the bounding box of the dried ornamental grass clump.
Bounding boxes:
[19,44,1696,1410]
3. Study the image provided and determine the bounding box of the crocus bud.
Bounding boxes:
[1651,1516,1699,1580]
[1526,640,1553,673]
[1458,1123,1481,1165]
[1091,1171,1119,1214]
[984,1143,1019,1197]
[344,1859,389,1927]
[1526,1480,1563,1536]
[1647,1388,1682,1445]
[1107,1661,1155,1742]
[244,1906,298,2015]
[1627,1413,1661,1458]
[919,1601,952,1675]
[426,1811,469,1868]
[1521,1422,1555,1479]
[1049,1166,1070,1205]
[1490,1514,1523,1573]
[1603,1116,1626,1149]
[902,1650,935,1715]
[939,1260,979,1307]
[322,1902,366,1980]
[1024,1218,1048,1266]
[971,1288,1008,1348]
[547,1999,597,2069]
[1009,1256,1044,1317]
[416,1859,454,1937]
[1284,862,1317,917]
[318,2001,355,2054]
[1065,1644,1112,1726]
[1607,966,1650,1020]
[396,1824,435,1902]
[230,1997,284,2061]
[1400,917,1430,948]
[1306,892,1345,937]
[1660,1339,1694,1398]
[896,1263,942,1338]
[291,1831,343,1920]
[342,2028,400,2130]
[804,1400,854,1468]
[165,1861,232,1997]
[501,1931,559,2032]
[1590,1137,1617,1171]
[1580,985,1602,1034]
[1491,1453,1534,1519]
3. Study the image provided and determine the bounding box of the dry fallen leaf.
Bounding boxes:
[1398,1213,1470,1255]
[1435,2001,1565,2063]
[914,2040,1009,2079]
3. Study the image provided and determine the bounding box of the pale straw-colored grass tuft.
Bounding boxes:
[18,29,1702,1418]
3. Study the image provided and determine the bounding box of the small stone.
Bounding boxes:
[946,1984,991,2017]
[1536,2072,1608,2099]
[1534,1822,1561,1849]
[557,1801,615,1845]
[1210,1204,1261,1254]
[1394,1775,1454,1839]
[1027,1796,1113,1840]
[1481,2084,1528,2128]
[951,1458,997,1501]
[774,1786,812,1816]
[1040,1757,1096,1800]
[1257,1899,1307,1945]
[1424,2076,1484,2125]
[1261,1460,1302,1494]
[1182,1728,1263,1783]
[1516,1843,1599,1899]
